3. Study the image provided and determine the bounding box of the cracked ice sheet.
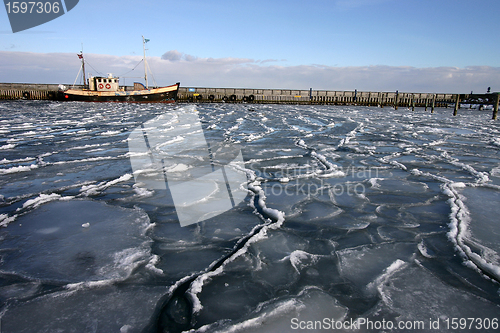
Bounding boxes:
[365,263,500,333]
[194,288,348,333]
[1,285,167,333]
[0,199,153,283]
[337,242,417,291]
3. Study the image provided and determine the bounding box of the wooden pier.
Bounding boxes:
[455,93,500,120]
[0,83,60,100]
[177,87,499,119]
[177,87,455,108]
[1,83,498,119]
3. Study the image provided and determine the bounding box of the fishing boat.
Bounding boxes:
[57,37,179,103]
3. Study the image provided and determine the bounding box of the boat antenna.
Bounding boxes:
[142,36,149,89]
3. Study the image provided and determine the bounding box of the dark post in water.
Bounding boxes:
[453,94,460,116]
[493,93,499,120]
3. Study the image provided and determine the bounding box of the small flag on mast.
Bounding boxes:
[77,53,83,59]
[144,38,150,43]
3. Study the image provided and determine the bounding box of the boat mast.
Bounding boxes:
[82,44,87,89]
[142,35,148,89]
[78,45,87,89]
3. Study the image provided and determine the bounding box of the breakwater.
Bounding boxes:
[178,87,454,107]
[1,83,498,119]
[0,83,60,100]
[0,82,456,106]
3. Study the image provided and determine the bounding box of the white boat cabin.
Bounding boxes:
[88,74,120,92]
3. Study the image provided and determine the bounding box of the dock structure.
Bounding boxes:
[1,83,498,119]
[177,87,456,108]
[0,83,60,100]
[459,93,500,120]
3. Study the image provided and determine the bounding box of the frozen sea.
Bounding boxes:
[0,100,500,332]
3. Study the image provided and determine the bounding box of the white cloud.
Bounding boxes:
[161,50,183,61]
[161,50,199,62]
[1,51,499,94]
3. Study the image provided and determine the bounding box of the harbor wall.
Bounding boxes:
[0,82,465,107]
[0,83,62,100]
[177,87,456,107]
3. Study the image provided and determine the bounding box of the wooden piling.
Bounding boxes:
[453,94,460,116]
[493,93,499,120]
[431,94,436,113]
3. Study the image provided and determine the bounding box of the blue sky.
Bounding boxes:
[1,0,500,92]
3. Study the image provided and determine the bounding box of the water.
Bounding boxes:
[0,100,499,332]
